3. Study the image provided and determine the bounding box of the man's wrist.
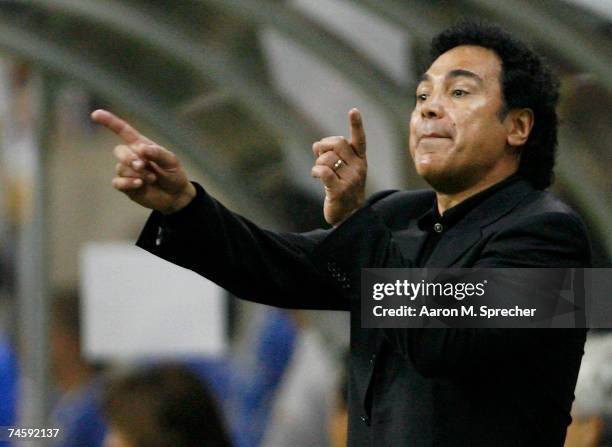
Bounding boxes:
[160,182,197,215]
[332,197,365,228]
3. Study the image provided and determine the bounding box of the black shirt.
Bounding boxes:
[416,174,522,266]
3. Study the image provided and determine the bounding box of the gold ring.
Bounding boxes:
[332,159,345,172]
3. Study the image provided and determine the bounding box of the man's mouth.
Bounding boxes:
[421,133,450,139]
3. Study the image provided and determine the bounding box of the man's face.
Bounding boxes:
[409,45,515,194]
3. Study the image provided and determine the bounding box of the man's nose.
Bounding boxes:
[421,96,444,119]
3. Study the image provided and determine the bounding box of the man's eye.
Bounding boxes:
[416,93,428,101]
[452,89,468,97]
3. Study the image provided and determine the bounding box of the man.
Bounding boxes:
[92,22,591,446]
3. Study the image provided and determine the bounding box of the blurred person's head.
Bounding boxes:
[410,21,558,194]
[103,364,231,447]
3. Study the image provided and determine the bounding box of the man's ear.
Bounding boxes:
[505,108,534,147]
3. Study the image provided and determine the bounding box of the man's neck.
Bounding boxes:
[436,168,518,215]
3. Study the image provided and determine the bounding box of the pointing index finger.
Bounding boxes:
[348,108,366,157]
[90,109,152,145]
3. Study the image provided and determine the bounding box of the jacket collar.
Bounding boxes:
[424,178,535,267]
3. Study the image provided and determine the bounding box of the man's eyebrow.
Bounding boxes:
[417,70,484,85]
[417,73,431,83]
[447,69,484,85]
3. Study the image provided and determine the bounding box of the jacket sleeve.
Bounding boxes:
[316,201,591,378]
[136,182,348,310]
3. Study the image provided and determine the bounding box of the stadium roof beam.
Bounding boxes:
[0,17,278,226]
[201,0,411,125]
[12,0,326,186]
[465,0,612,93]
[351,0,443,44]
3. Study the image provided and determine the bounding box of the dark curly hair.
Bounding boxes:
[430,21,559,189]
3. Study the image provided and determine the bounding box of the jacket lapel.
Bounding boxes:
[425,179,534,267]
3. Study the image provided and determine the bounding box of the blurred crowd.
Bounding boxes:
[0,288,350,447]
[1,287,611,446]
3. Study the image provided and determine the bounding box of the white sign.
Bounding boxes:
[80,242,226,360]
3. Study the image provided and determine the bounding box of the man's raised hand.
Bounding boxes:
[311,108,367,226]
[90,109,196,214]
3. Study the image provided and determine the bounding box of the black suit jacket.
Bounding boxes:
[137,177,591,447]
